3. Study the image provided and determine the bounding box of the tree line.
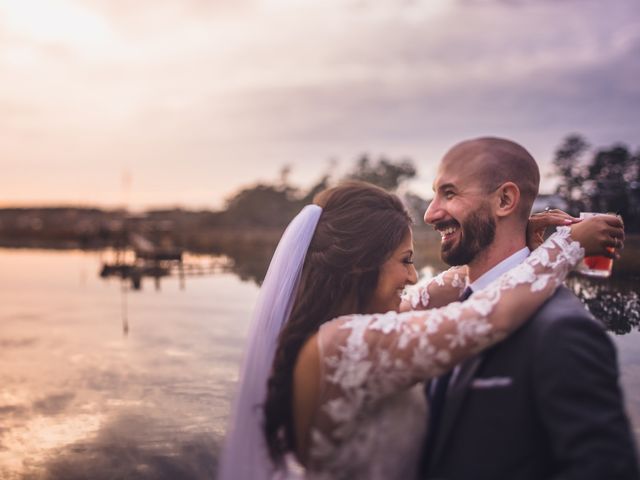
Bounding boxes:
[1,134,637,247]
[215,154,419,228]
[218,135,640,232]
[553,134,640,231]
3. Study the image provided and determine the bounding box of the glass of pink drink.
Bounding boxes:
[576,212,614,278]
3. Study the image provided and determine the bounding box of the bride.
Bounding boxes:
[218,182,622,479]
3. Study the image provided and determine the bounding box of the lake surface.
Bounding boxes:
[1,248,639,479]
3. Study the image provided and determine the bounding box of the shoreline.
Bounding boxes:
[2,230,639,278]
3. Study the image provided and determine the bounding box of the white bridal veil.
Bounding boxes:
[218,205,323,480]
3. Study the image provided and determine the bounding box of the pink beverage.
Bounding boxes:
[577,212,613,278]
[583,252,613,272]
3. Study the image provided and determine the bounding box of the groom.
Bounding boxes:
[420,137,639,479]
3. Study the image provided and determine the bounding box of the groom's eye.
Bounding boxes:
[444,190,455,199]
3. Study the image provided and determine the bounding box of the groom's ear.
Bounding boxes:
[494,182,520,218]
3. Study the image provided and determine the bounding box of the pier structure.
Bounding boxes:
[99,230,232,290]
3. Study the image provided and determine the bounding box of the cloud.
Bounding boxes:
[32,392,76,416]
[0,0,638,207]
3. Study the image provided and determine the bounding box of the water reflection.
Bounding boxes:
[1,411,105,476]
[0,249,255,480]
[219,239,278,285]
[0,248,638,480]
[567,274,640,334]
[38,414,217,480]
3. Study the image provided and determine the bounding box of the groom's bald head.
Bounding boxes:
[442,137,540,222]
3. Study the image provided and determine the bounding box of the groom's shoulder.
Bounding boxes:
[536,285,592,318]
[527,285,602,333]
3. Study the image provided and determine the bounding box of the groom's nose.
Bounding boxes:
[424,197,443,225]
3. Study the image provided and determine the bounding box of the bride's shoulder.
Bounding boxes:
[317,311,411,352]
[295,318,349,376]
[295,316,369,389]
[313,314,379,360]
[297,331,321,372]
[295,317,349,372]
[315,316,350,354]
[317,313,377,341]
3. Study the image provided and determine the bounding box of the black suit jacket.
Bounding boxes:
[425,286,639,480]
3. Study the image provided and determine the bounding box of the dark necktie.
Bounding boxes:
[460,286,473,302]
[421,286,473,474]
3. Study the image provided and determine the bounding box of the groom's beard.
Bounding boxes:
[440,205,496,266]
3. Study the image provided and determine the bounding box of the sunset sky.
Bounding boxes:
[1,0,639,209]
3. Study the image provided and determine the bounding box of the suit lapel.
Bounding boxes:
[429,354,484,468]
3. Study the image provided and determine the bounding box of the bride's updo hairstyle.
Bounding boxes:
[264,181,413,463]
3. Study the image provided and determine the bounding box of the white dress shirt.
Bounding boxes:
[448,246,531,388]
[468,246,531,291]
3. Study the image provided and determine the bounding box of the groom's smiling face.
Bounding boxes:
[424,150,497,266]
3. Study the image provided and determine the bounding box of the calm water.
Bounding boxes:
[1,248,639,479]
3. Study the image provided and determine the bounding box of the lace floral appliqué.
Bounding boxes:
[305,228,583,479]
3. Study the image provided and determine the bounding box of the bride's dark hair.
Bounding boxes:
[263,181,413,462]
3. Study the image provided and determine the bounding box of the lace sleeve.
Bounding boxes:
[401,266,467,310]
[312,228,583,451]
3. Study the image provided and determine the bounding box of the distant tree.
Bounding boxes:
[553,135,640,232]
[299,175,330,205]
[279,164,292,188]
[221,156,420,229]
[552,134,590,213]
[223,184,301,227]
[585,145,633,219]
[401,191,429,226]
[347,154,417,191]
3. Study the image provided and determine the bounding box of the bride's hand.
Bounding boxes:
[569,214,625,258]
[527,209,579,251]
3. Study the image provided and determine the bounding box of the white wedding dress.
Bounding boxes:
[294,228,584,479]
